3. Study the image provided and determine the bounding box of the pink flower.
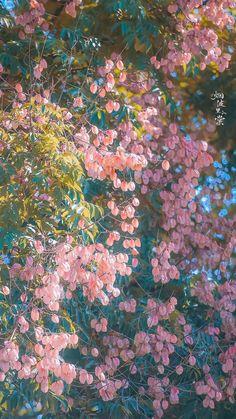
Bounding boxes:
[189,355,196,366]
[2,286,10,295]
[70,334,79,345]
[51,380,64,396]
[65,1,77,17]
[176,365,183,375]
[105,100,114,113]
[162,160,170,171]
[116,60,124,70]
[73,97,83,107]
[15,83,23,93]
[34,240,44,254]
[91,348,99,357]
[31,308,40,322]
[90,83,98,94]
[168,4,178,14]
[51,314,59,323]
[0,372,5,382]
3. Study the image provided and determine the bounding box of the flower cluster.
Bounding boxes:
[0,49,235,418]
[151,1,235,75]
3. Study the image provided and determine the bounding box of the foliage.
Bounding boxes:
[0,0,235,418]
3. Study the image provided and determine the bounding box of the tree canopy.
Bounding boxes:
[0,0,235,418]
